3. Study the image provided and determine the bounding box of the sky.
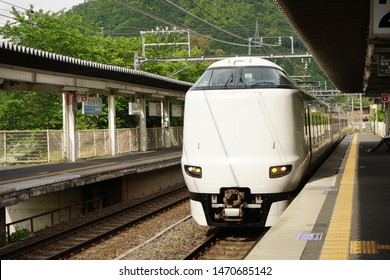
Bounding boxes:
[0,0,86,25]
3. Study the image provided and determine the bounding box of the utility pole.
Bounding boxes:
[134,52,140,71]
[254,20,260,49]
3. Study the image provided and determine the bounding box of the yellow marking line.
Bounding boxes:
[320,134,357,260]
[0,152,182,185]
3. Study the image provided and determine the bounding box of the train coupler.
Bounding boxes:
[211,188,262,222]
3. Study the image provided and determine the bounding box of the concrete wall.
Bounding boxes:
[6,187,83,234]
[4,165,184,238]
[121,165,184,200]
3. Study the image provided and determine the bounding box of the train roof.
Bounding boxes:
[207,57,283,70]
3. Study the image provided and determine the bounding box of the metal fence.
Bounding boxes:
[0,127,183,165]
[371,121,387,137]
[349,121,387,136]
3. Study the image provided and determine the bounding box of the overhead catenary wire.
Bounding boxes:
[112,1,316,84]
[0,0,32,23]
[161,0,249,42]
[264,42,304,73]
[102,24,258,37]
[0,0,30,12]
[112,0,249,47]
[0,12,13,20]
[109,0,308,73]
[202,0,254,38]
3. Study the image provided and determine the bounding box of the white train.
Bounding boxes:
[181,57,347,227]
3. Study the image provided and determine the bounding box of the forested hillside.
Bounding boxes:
[70,0,310,71]
[0,0,342,130]
[71,0,295,53]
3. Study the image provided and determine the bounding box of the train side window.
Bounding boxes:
[304,108,309,136]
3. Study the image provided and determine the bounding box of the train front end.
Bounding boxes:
[181,57,309,227]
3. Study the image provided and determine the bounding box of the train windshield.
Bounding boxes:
[192,66,297,90]
[193,67,237,88]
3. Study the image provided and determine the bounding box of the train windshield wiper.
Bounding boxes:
[224,73,234,87]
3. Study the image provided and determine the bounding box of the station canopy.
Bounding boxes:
[274,0,390,97]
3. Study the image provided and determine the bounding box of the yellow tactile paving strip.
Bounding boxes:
[349,241,390,254]
[320,134,357,260]
[350,241,378,254]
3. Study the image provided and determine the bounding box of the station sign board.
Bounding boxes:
[128,102,142,115]
[149,102,161,117]
[82,97,103,115]
[372,0,390,37]
[77,94,88,103]
[171,104,182,117]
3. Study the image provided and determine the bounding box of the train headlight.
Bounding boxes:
[184,165,202,178]
[269,165,292,178]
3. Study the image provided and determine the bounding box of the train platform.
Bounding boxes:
[246,133,390,260]
[0,147,182,208]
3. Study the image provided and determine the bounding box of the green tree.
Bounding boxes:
[0,91,62,130]
[0,7,143,130]
[0,6,139,64]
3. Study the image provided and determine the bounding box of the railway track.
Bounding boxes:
[0,184,188,260]
[184,228,268,260]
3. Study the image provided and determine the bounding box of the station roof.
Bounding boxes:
[0,42,192,97]
[274,0,390,97]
